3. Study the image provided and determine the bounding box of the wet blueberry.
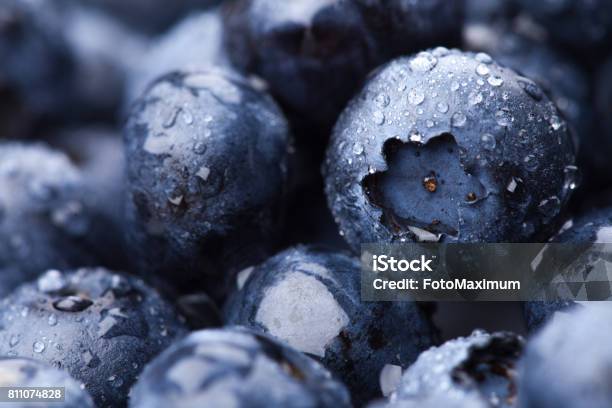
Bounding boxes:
[222,0,463,128]
[0,268,188,407]
[0,357,94,408]
[324,49,576,251]
[130,327,352,408]
[387,330,523,407]
[465,28,590,152]
[224,246,436,402]
[519,303,612,407]
[124,68,291,300]
[0,142,116,296]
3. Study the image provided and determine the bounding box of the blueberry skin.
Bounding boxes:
[389,330,523,407]
[324,49,576,251]
[519,303,612,408]
[465,29,590,151]
[515,0,612,52]
[224,246,436,402]
[130,327,352,408]
[0,357,94,408]
[0,268,188,408]
[126,9,229,105]
[0,143,116,296]
[124,68,290,299]
[222,0,463,128]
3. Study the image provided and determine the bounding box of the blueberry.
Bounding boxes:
[0,268,188,407]
[0,357,94,408]
[0,0,74,135]
[519,303,612,407]
[324,49,576,251]
[124,68,291,299]
[224,246,436,402]
[79,0,220,34]
[130,327,352,408]
[0,142,115,296]
[388,330,523,407]
[126,9,229,104]
[222,0,463,128]
[515,0,612,53]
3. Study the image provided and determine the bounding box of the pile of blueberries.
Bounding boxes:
[2,0,612,407]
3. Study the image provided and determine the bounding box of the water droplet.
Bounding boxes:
[410,52,437,72]
[436,102,449,113]
[480,133,496,150]
[475,52,493,64]
[563,165,581,190]
[9,335,19,347]
[468,91,483,106]
[352,143,364,155]
[374,93,390,108]
[518,78,543,100]
[182,108,194,125]
[495,109,513,127]
[550,115,563,130]
[409,131,423,143]
[523,154,538,171]
[163,107,180,128]
[33,341,45,353]
[426,120,434,128]
[53,296,93,313]
[37,270,67,293]
[450,81,460,92]
[451,112,467,127]
[487,76,504,87]
[372,111,385,125]
[48,314,58,326]
[476,64,490,76]
[408,88,425,105]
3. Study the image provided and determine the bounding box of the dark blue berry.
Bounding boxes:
[130,327,352,408]
[0,268,188,407]
[0,142,116,296]
[224,245,436,402]
[388,331,523,407]
[0,357,94,408]
[222,0,463,128]
[124,68,291,300]
[324,49,576,251]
